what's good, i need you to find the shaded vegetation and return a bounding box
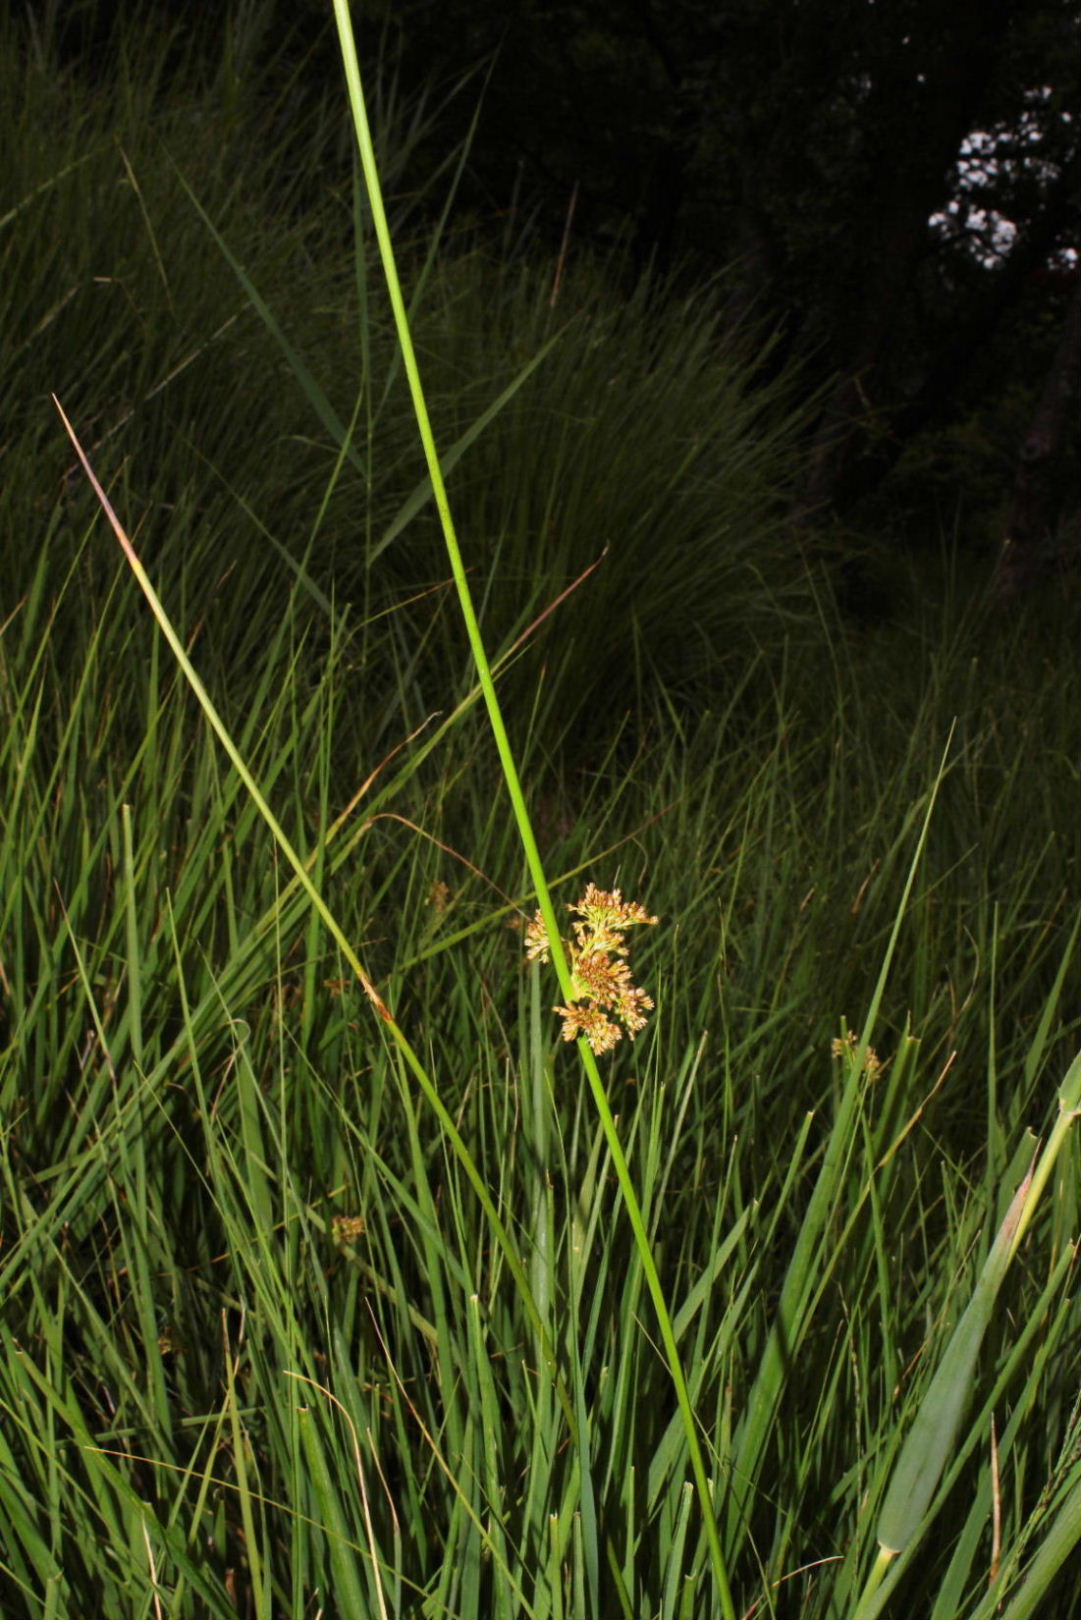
[0,9,1078,1618]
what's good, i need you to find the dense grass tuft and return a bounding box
[1,9,1078,1617]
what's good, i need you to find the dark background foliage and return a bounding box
[383,0,1080,572]
[22,0,1081,589]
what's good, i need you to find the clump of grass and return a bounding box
[0,6,1078,1618]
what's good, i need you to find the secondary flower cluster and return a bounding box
[525,883,658,1055]
[831,1029,882,1081]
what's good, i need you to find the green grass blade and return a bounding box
[329,10,735,1610]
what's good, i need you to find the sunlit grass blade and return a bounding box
[853,1049,1081,1618]
[52,396,572,1433]
[725,736,954,1558]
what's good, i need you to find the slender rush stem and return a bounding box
[330,7,735,1614]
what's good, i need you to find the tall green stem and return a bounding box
[330,7,735,1613]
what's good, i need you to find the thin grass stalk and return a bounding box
[725,737,953,1558]
[329,7,735,1612]
[52,399,574,1443]
[852,1049,1081,1619]
[972,1478,1081,1620]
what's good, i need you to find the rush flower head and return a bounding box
[526,884,657,1055]
[831,1029,882,1082]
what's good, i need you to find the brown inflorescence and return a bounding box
[526,884,658,1055]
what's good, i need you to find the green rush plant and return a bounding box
[1,6,1078,1616]
[331,6,738,1610]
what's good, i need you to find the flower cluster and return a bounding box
[831,1029,882,1081]
[526,883,658,1055]
[331,1214,367,1245]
